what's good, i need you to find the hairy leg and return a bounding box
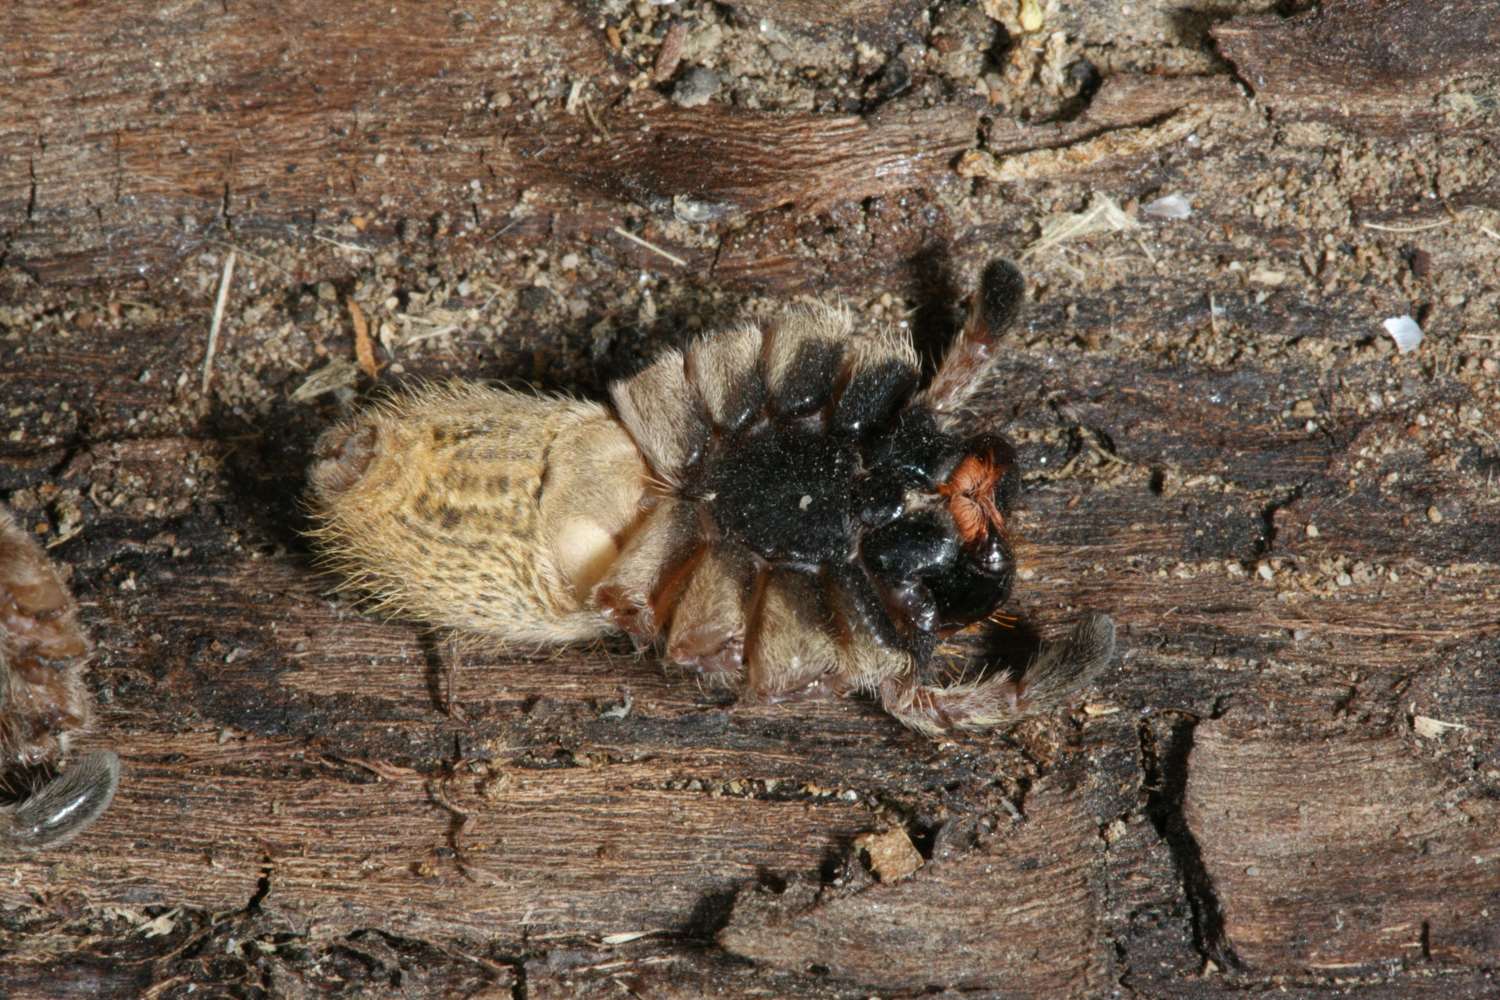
[920,259,1026,420]
[762,304,850,416]
[3,751,120,850]
[666,544,757,687]
[592,498,703,645]
[685,321,765,432]
[743,570,842,702]
[0,507,119,849]
[879,613,1116,734]
[610,349,708,487]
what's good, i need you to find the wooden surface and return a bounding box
[3,0,1500,996]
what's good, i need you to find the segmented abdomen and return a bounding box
[308,383,646,645]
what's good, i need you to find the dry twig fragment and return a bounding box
[1023,193,1138,259]
[653,19,687,82]
[201,251,237,394]
[349,298,379,377]
[612,226,687,267]
[291,358,360,403]
[1413,715,1465,739]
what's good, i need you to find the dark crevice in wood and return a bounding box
[510,957,528,1000]
[25,156,37,223]
[418,631,450,717]
[248,855,274,914]
[1139,715,1240,972]
[981,72,1242,159]
[1252,480,1307,561]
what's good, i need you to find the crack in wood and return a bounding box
[1138,715,1240,971]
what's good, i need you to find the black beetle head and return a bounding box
[855,415,1019,642]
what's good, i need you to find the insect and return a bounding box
[308,260,1115,733]
[0,507,120,849]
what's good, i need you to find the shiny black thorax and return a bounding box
[691,348,1019,659]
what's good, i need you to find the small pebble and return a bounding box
[1305,523,1319,538]
[1427,505,1443,524]
[672,66,720,108]
[1018,0,1044,31]
[1407,247,1431,278]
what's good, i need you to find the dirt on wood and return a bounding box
[2,1,1499,997]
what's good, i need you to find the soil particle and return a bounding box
[671,65,721,107]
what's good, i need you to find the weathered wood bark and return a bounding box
[1213,0,1500,130]
[3,0,1500,996]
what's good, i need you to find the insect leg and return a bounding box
[743,570,841,702]
[1,751,119,850]
[878,613,1115,733]
[1014,612,1116,712]
[0,508,116,849]
[920,259,1026,419]
[666,545,757,688]
[593,498,703,645]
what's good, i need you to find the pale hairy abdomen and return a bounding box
[308,383,647,645]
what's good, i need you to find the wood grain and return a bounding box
[1,2,609,284]
[1213,0,1500,129]
[1185,719,1500,970]
[719,781,1107,993]
[720,0,929,39]
[522,99,976,218]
